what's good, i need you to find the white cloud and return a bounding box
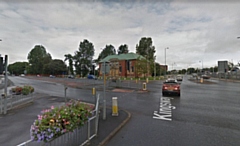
[0,0,240,70]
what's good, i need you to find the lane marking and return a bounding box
[153,97,176,121]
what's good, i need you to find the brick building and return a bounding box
[98,52,170,78]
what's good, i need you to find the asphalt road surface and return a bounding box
[5,75,240,146]
[106,76,240,146]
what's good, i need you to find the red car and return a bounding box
[162,78,181,97]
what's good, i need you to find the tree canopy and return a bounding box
[8,62,29,75]
[96,44,116,63]
[136,37,156,76]
[136,37,156,61]
[118,44,129,54]
[43,59,67,75]
[134,57,148,78]
[27,45,52,74]
[74,39,95,76]
[64,54,74,75]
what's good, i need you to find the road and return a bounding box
[6,75,240,146]
[106,76,240,146]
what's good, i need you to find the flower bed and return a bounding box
[30,100,94,142]
[11,85,34,95]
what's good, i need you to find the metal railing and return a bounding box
[0,93,34,114]
[210,73,240,80]
[17,94,100,146]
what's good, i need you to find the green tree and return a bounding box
[135,57,148,78]
[136,37,156,61]
[64,54,74,75]
[43,59,67,75]
[27,45,52,74]
[228,61,234,70]
[117,44,129,54]
[96,44,116,63]
[181,69,187,74]
[154,63,165,76]
[136,37,156,76]
[74,39,95,77]
[210,66,218,73]
[187,67,196,74]
[8,62,29,75]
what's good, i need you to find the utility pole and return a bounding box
[164,47,169,78]
[3,55,8,114]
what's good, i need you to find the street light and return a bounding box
[164,47,169,78]
[199,60,203,73]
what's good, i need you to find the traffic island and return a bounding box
[188,79,216,84]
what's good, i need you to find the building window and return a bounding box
[119,66,122,72]
[132,66,134,72]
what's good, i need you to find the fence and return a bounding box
[210,73,240,80]
[17,94,100,146]
[0,93,34,114]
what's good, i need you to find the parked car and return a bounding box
[68,75,75,79]
[87,74,97,80]
[162,78,181,97]
[49,75,55,78]
[230,66,240,74]
[192,73,197,77]
[201,74,210,79]
[176,75,183,81]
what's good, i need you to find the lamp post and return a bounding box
[164,47,169,78]
[199,60,203,74]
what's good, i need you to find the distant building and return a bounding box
[99,52,167,78]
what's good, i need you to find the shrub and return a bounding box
[11,86,23,95]
[30,100,94,142]
[11,85,34,95]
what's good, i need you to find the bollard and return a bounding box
[136,79,138,83]
[92,88,96,105]
[142,82,147,91]
[112,97,118,116]
[2,93,7,114]
[64,85,68,103]
[200,78,203,83]
[146,78,149,83]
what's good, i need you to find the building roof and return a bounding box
[99,52,145,63]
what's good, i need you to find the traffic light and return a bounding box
[0,57,3,74]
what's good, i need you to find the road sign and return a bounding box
[218,61,228,73]
[101,62,110,74]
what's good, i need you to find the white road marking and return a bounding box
[153,97,176,121]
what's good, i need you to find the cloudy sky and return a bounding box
[0,0,240,70]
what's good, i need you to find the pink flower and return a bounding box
[38,115,42,120]
[51,106,54,109]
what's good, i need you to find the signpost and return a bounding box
[2,55,8,114]
[101,61,110,120]
[218,61,228,79]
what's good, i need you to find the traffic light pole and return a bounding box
[3,55,8,114]
[103,61,106,120]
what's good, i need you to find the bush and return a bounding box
[11,86,23,95]
[11,85,34,95]
[30,100,94,142]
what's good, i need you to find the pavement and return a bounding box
[0,83,131,146]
